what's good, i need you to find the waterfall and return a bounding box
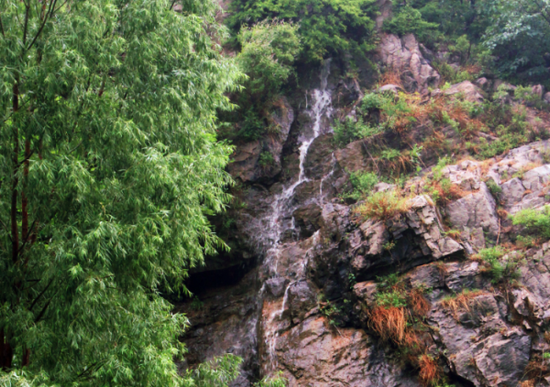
[261,60,333,372]
[261,60,333,274]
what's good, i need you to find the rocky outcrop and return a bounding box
[376,33,441,92]
[180,39,550,386]
[227,97,295,183]
[442,80,485,102]
[350,195,463,279]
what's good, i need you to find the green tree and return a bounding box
[0,0,241,385]
[232,20,300,141]
[482,0,550,84]
[383,5,439,42]
[238,20,301,106]
[228,0,379,63]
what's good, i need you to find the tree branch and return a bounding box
[29,277,55,311]
[11,82,20,264]
[34,295,53,323]
[22,0,30,46]
[26,0,58,52]
[0,14,5,38]
[18,219,37,254]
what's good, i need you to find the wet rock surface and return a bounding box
[178,50,550,386]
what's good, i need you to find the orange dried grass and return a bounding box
[379,69,403,87]
[368,306,407,343]
[525,356,549,381]
[418,354,442,386]
[410,289,430,317]
[441,290,483,320]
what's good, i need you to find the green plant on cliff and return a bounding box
[347,170,380,200]
[333,116,383,147]
[383,5,439,42]
[228,0,379,63]
[511,205,550,239]
[237,20,301,106]
[476,247,521,284]
[254,372,287,387]
[0,0,242,385]
[232,21,300,141]
[357,191,411,222]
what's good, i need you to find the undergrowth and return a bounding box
[367,274,448,386]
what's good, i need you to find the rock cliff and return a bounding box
[177,20,550,387]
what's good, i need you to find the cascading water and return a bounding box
[261,60,333,273]
[260,60,333,372]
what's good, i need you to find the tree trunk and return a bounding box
[11,83,19,264]
[0,329,13,370]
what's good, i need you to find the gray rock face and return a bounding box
[228,97,295,183]
[275,316,422,387]
[180,47,550,386]
[376,33,440,92]
[446,183,500,250]
[350,195,463,279]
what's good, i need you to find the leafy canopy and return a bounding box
[0,0,242,385]
[482,0,550,84]
[228,0,379,63]
[238,20,301,104]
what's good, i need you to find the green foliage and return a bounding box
[486,179,503,197]
[514,85,542,104]
[432,157,451,181]
[511,206,550,239]
[383,5,439,41]
[361,92,390,111]
[318,295,342,326]
[183,355,242,387]
[383,241,396,251]
[449,35,472,64]
[477,247,521,284]
[408,0,487,42]
[238,21,301,104]
[376,289,408,309]
[259,151,276,167]
[228,0,379,63]
[254,372,288,387]
[477,104,536,159]
[482,0,550,85]
[0,0,242,385]
[348,273,357,290]
[333,116,383,147]
[376,273,401,290]
[358,191,411,221]
[347,171,380,200]
[229,21,300,141]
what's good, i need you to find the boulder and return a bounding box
[378,84,404,95]
[532,84,544,99]
[376,33,440,92]
[430,292,531,387]
[443,81,485,103]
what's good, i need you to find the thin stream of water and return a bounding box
[261,60,333,371]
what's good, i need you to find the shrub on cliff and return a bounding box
[228,0,379,63]
[383,5,439,42]
[512,205,550,239]
[357,191,411,221]
[238,21,301,106]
